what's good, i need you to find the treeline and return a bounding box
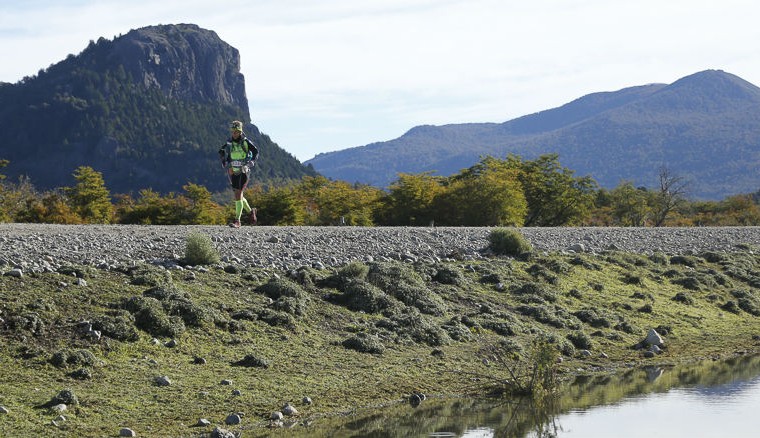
[1,155,759,226]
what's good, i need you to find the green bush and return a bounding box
[183,232,220,265]
[488,228,532,256]
[567,330,593,350]
[342,332,385,354]
[367,262,446,316]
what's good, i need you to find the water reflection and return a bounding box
[253,354,760,437]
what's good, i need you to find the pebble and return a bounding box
[2,225,758,274]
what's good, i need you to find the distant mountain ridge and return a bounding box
[0,24,315,194]
[306,70,760,199]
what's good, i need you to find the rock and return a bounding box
[270,411,284,421]
[5,268,22,278]
[88,329,101,342]
[0,406,8,414]
[650,344,662,354]
[282,403,298,416]
[211,427,237,438]
[165,339,178,348]
[195,418,211,427]
[224,413,241,425]
[580,349,592,357]
[302,396,312,405]
[51,404,67,412]
[75,278,87,287]
[119,428,137,437]
[569,243,587,253]
[409,393,423,408]
[645,328,664,347]
[193,357,207,365]
[232,389,242,396]
[643,350,656,358]
[220,379,233,385]
[155,376,171,386]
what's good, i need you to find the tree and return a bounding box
[314,181,383,226]
[507,154,598,226]
[380,172,445,225]
[433,156,527,226]
[66,166,113,223]
[249,185,305,225]
[650,166,689,227]
[0,159,9,222]
[183,183,225,224]
[609,182,651,226]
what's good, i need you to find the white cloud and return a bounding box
[2,0,760,160]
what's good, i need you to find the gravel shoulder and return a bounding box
[2,224,760,271]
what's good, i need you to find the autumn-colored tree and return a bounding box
[433,156,527,226]
[0,159,9,222]
[250,185,305,225]
[115,189,173,224]
[608,182,651,226]
[183,183,226,224]
[66,166,114,223]
[315,181,383,226]
[379,172,445,225]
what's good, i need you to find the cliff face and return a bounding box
[0,24,315,194]
[110,24,249,113]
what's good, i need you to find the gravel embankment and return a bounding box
[2,224,760,273]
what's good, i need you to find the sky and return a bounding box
[2,0,760,162]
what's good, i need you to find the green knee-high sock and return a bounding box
[235,200,243,220]
[241,197,252,213]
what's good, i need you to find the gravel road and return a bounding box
[2,224,760,273]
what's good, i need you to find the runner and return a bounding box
[218,120,259,227]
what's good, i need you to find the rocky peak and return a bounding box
[109,24,249,113]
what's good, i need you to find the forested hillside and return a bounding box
[0,24,316,194]
[306,70,760,199]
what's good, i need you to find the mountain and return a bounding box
[305,70,760,199]
[0,24,316,194]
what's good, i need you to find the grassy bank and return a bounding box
[2,247,760,436]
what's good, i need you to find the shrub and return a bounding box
[512,282,558,303]
[342,332,385,354]
[376,309,450,347]
[231,353,270,368]
[433,266,464,285]
[442,319,472,341]
[50,349,97,368]
[183,232,220,265]
[257,277,307,300]
[489,228,532,256]
[92,312,139,342]
[572,309,611,328]
[367,262,446,316]
[338,279,395,314]
[731,290,760,316]
[127,264,173,287]
[338,262,369,281]
[567,331,593,350]
[122,296,185,337]
[672,292,695,305]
